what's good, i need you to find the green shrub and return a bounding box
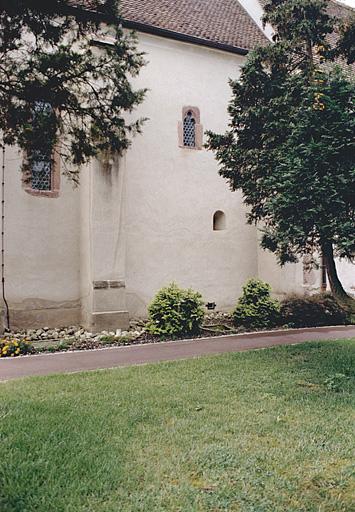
[280,293,348,328]
[0,338,34,357]
[233,278,280,329]
[148,283,205,336]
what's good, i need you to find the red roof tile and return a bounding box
[119,0,269,51]
[74,1,353,55]
[326,1,354,48]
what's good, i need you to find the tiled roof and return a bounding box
[327,1,354,48]
[259,0,353,17]
[119,0,269,52]
[75,1,353,55]
[324,0,354,18]
[259,0,354,46]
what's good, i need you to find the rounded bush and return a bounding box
[147,283,205,336]
[280,293,348,328]
[233,278,280,329]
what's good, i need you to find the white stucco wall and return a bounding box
[2,29,353,329]
[258,246,355,299]
[123,34,258,316]
[337,259,355,295]
[3,145,81,328]
[257,247,305,298]
[238,0,274,40]
[79,157,129,330]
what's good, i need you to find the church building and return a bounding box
[3,0,354,330]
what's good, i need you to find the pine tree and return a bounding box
[207,0,355,313]
[0,0,146,182]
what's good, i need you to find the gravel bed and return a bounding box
[2,313,238,354]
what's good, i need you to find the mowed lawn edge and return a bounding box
[0,339,354,512]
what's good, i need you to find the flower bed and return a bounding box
[0,313,238,356]
[0,338,34,358]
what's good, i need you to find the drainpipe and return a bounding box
[1,143,10,330]
[320,254,327,292]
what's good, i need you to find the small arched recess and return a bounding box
[213,210,226,231]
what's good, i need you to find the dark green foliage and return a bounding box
[206,0,355,305]
[147,283,205,336]
[280,293,348,327]
[233,278,280,329]
[335,15,355,64]
[263,0,334,46]
[0,0,146,181]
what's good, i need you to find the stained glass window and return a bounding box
[31,101,53,191]
[183,111,196,147]
[31,151,52,191]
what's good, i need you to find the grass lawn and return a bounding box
[0,340,354,512]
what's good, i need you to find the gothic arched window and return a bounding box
[183,110,196,147]
[23,100,60,197]
[178,106,203,150]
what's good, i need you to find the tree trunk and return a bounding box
[322,241,355,315]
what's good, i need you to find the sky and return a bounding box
[337,0,355,7]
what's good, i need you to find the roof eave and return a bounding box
[122,19,250,56]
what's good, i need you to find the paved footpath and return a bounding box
[1,325,354,381]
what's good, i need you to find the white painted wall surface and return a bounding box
[124,34,258,315]
[337,259,355,295]
[2,29,353,328]
[257,247,306,298]
[3,145,81,328]
[238,0,274,40]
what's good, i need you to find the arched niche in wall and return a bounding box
[213,210,226,231]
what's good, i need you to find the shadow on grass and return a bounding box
[259,340,354,393]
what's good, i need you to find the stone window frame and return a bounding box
[178,106,203,150]
[23,148,61,198]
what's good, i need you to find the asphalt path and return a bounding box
[1,325,354,381]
